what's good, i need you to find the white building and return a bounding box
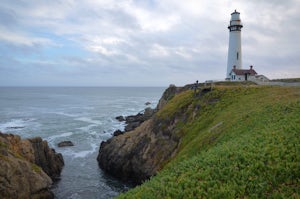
[229,65,270,82]
[226,10,243,79]
[229,65,256,81]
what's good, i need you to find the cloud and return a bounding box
[0,0,299,86]
[0,28,54,47]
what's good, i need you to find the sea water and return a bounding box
[0,87,165,199]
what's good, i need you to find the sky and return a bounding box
[0,0,299,87]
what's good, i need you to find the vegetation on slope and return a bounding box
[271,78,300,83]
[118,85,300,198]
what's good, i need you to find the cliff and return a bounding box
[97,85,182,183]
[98,83,300,198]
[0,132,64,199]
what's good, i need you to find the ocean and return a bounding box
[0,87,165,199]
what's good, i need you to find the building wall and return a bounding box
[231,74,245,81]
[231,73,257,81]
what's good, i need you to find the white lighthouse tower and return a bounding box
[226,10,243,79]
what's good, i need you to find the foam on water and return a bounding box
[88,130,101,137]
[77,124,98,132]
[75,117,103,125]
[72,143,98,158]
[0,118,38,132]
[47,132,74,143]
[51,111,79,118]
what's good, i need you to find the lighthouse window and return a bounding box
[237,52,239,60]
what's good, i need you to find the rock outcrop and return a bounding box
[98,118,180,184]
[0,132,64,199]
[97,85,183,184]
[28,137,64,180]
[57,141,74,147]
[114,107,157,135]
[156,84,178,110]
[124,107,156,132]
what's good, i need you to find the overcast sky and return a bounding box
[0,0,299,86]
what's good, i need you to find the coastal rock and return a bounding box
[156,84,178,110]
[0,154,54,199]
[113,130,124,137]
[143,107,155,118]
[115,116,125,122]
[0,132,64,199]
[98,117,181,184]
[29,137,64,180]
[125,113,144,123]
[124,108,156,132]
[7,126,25,129]
[58,141,74,147]
[115,108,157,134]
[97,85,184,184]
[124,121,141,132]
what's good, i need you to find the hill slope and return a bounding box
[118,85,300,198]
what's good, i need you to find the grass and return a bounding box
[32,163,42,173]
[117,86,300,199]
[271,78,300,83]
[0,142,7,147]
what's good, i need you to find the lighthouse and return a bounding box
[226,10,243,79]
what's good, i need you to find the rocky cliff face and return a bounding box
[28,137,64,180]
[0,132,64,199]
[97,85,185,184]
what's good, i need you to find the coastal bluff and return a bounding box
[0,132,64,199]
[97,82,256,184]
[97,85,186,184]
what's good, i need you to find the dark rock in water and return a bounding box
[145,102,151,105]
[58,141,74,147]
[123,108,156,132]
[125,113,143,123]
[112,106,158,137]
[115,116,125,122]
[0,132,64,199]
[7,126,25,129]
[113,130,124,136]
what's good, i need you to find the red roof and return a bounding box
[232,68,257,76]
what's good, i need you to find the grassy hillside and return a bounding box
[271,78,300,83]
[118,85,300,198]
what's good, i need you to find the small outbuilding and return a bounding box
[229,65,258,81]
[252,74,270,83]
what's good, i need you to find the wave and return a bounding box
[77,124,98,132]
[47,132,74,143]
[0,118,37,132]
[51,111,78,118]
[64,143,99,159]
[74,117,102,125]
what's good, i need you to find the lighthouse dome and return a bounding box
[230,10,242,26]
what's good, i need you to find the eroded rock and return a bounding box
[0,132,64,199]
[97,117,180,184]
